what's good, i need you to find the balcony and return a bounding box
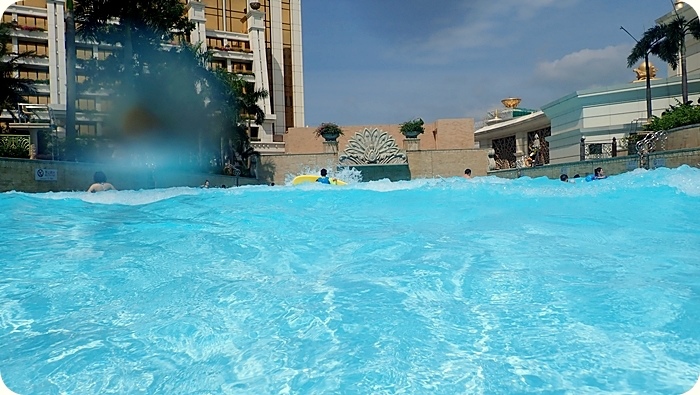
[206,29,249,42]
[1,54,49,68]
[250,141,285,154]
[210,47,254,62]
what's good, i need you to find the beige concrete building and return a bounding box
[1,0,303,154]
[285,118,476,155]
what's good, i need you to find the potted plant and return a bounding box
[315,122,343,142]
[400,118,425,138]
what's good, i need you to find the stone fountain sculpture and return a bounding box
[339,128,408,165]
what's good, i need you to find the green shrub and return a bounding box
[0,145,29,158]
[644,101,700,131]
[399,118,425,136]
[314,122,343,138]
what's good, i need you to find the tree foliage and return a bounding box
[629,15,700,103]
[644,100,700,132]
[208,68,267,169]
[70,0,268,172]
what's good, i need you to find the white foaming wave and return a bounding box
[284,166,364,185]
[7,166,700,202]
[31,187,202,206]
[664,166,700,197]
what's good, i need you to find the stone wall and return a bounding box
[285,118,475,155]
[256,149,490,185]
[648,148,700,169]
[489,148,700,179]
[407,149,490,179]
[0,158,259,193]
[665,125,700,150]
[257,153,336,185]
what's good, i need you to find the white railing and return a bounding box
[250,141,285,153]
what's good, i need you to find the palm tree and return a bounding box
[239,81,268,141]
[210,70,267,169]
[74,0,193,92]
[662,15,700,104]
[631,15,700,105]
[624,26,657,121]
[0,22,36,121]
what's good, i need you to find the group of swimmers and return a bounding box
[200,180,228,188]
[87,166,608,192]
[560,167,607,183]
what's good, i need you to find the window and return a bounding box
[77,99,96,111]
[18,0,47,8]
[249,126,259,141]
[207,37,224,50]
[76,47,92,60]
[210,60,226,70]
[18,68,48,81]
[27,95,49,104]
[97,50,114,60]
[588,144,603,155]
[226,0,248,33]
[204,0,224,30]
[16,15,47,29]
[78,124,97,136]
[18,42,48,56]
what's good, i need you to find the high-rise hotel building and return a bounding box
[2,0,304,154]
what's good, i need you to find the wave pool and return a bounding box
[1,166,699,394]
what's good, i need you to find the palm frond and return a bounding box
[627,25,666,67]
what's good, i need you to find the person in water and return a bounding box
[585,167,607,182]
[317,168,331,184]
[87,171,116,193]
[463,168,472,179]
[560,174,569,182]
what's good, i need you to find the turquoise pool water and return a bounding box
[1,166,699,394]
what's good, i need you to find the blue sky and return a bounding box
[301,0,674,127]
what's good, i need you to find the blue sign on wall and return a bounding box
[34,168,58,181]
[653,158,667,169]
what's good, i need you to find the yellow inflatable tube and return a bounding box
[292,175,347,186]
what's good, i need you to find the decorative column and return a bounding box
[323,141,338,154]
[514,130,528,161]
[269,0,286,135]
[188,0,207,51]
[487,148,497,171]
[29,129,38,159]
[246,2,275,142]
[47,0,67,106]
[403,138,420,151]
[289,0,305,128]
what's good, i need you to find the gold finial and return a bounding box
[501,98,521,109]
[633,61,657,82]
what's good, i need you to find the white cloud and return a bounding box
[533,44,633,88]
[395,0,581,63]
[512,0,580,19]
